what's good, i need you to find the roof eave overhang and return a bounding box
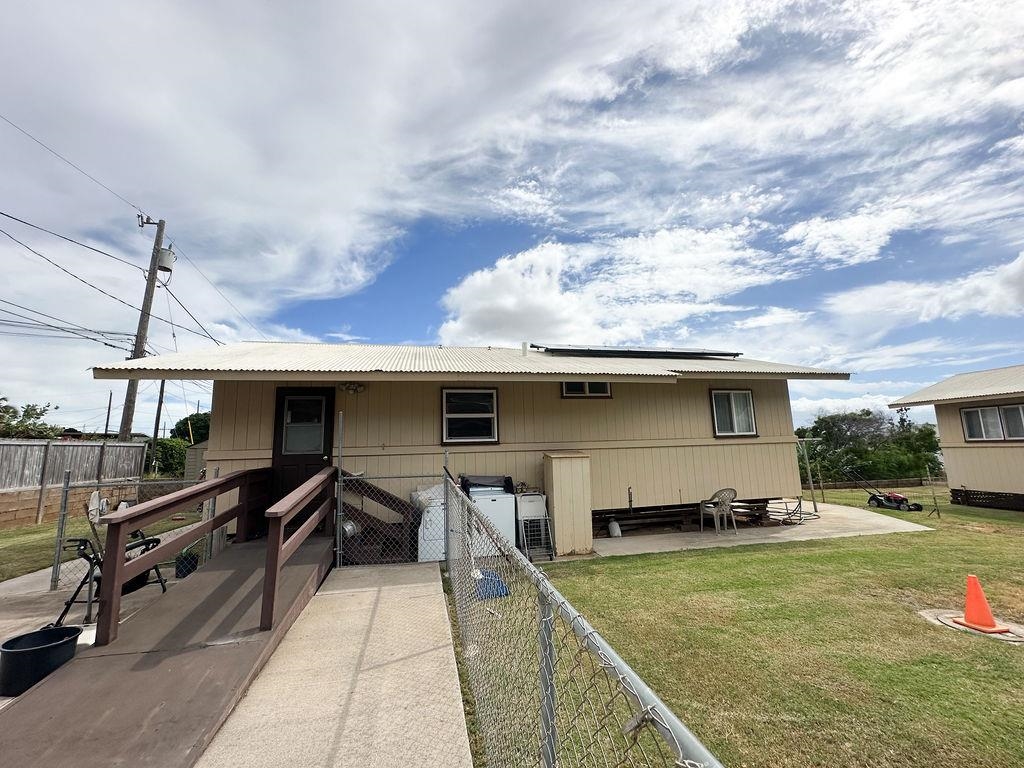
[93,368,848,383]
[889,391,1024,409]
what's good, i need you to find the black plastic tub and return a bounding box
[0,625,83,696]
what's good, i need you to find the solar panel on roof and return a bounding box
[531,343,741,359]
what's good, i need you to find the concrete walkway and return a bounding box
[197,563,473,768]
[593,503,932,557]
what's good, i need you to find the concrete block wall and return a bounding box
[0,485,136,531]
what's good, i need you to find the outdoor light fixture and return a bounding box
[341,382,366,395]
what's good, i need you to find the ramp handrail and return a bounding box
[260,466,337,630]
[95,467,272,645]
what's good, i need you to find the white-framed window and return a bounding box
[711,390,756,436]
[961,407,1004,441]
[1000,405,1024,439]
[442,389,498,443]
[561,381,612,398]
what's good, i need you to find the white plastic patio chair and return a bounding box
[699,488,738,535]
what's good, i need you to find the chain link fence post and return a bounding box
[538,587,557,768]
[49,470,72,591]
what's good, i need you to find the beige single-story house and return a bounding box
[94,342,847,553]
[891,363,1024,511]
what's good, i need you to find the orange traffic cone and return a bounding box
[952,575,1009,634]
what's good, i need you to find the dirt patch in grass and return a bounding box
[545,503,1024,767]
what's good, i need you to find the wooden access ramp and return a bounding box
[0,536,333,768]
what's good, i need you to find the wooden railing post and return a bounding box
[95,521,129,646]
[235,475,252,542]
[260,516,284,631]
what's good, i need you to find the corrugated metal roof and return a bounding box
[92,342,849,380]
[889,364,1024,407]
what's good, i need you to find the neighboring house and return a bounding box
[891,363,1024,511]
[94,342,847,553]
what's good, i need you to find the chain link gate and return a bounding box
[443,473,723,768]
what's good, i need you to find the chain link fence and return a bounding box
[813,480,946,517]
[444,474,722,768]
[337,473,446,566]
[51,474,210,599]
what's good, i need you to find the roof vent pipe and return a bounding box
[521,341,528,356]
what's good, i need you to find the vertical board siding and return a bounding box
[545,452,593,555]
[208,378,801,510]
[934,401,1024,494]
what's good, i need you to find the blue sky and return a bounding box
[1,1,1022,433]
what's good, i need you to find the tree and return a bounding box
[797,408,941,482]
[170,412,211,444]
[0,396,63,439]
[151,437,189,477]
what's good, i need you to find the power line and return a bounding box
[0,305,133,352]
[0,209,145,273]
[0,226,213,341]
[0,297,132,339]
[1,112,264,341]
[162,283,222,345]
[168,240,268,340]
[0,112,146,215]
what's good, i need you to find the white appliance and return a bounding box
[413,485,447,563]
[468,486,517,552]
[515,492,547,520]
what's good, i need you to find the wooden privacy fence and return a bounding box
[95,468,272,645]
[0,439,146,491]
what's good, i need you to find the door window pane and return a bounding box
[283,397,325,454]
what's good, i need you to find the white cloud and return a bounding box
[823,252,1024,335]
[782,205,916,267]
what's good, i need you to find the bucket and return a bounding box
[0,625,83,696]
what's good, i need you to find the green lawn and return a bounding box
[545,501,1024,767]
[0,512,202,583]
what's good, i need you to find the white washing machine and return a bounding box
[468,486,517,551]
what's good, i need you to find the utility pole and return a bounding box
[118,218,166,441]
[150,379,165,473]
[103,390,113,437]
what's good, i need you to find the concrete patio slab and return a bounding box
[592,503,932,557]
[196,563,473,768]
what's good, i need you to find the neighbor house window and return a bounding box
[711,390,756,436]
[561,381,612,398]
[961,407,1004,441]
[443,389,498,443]
[1000,405,1024,439]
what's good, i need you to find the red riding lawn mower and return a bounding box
[845,468,923,512]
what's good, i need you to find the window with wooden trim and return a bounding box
[711,390,756,436]
[442,389,498,443]
[561,381,612,398]
[961,404,1024,441]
